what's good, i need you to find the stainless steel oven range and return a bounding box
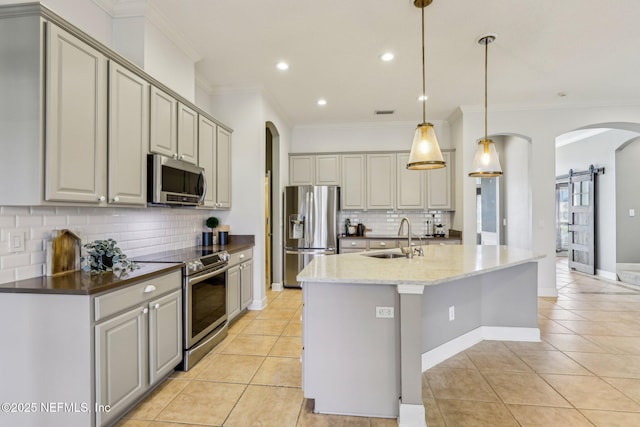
[134,248,229,370]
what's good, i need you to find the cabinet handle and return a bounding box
[143,285,157,293]
[351,242,356,246]
[98,196,106,202]
[154,303,160,309]
[143,308,148,314]
[172,153,178,159]
[179,155,184,160]
[240,254,245,259]
[112,196,120,203]
[380,242,386,246]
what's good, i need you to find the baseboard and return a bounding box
[596,269,617,281]
[421,326,540,371]
[247,295,267,310]
[538,286,558,297]
[398,403,426,427]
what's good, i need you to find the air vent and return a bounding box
[374,110,395,115]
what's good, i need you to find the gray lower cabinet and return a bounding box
[227,248,254,322]
[240,259,254,310]
[227,265,241,321]
[94,271,182,427]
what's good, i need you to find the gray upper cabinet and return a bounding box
[45,23,108,203]
[289,155,315,185]
[215,126,232,209]
[315,155,341,185]
[108,61,148,206]
[427,150,455,210]
[0,5,232,207]
[177,103,198,164]
[396,152,426,209]
[341,154,366,210]
[366,153,396,210]
[149,86,178,158]
[198,116,231,209]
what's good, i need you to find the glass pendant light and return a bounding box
[469,35,502,177]
[407,0,445,170]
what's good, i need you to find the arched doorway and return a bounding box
[555,122,640,280]
[265,121,281,291]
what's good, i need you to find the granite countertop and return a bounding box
[0,262,183,295]
[297,245,544,286]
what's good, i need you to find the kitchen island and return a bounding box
[298,245,544,427]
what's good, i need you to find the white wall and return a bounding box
[208,89,292,307]
[458,106,640,297]
[556,129,638,276]
[292,121,451,153]
[502,135,532,250]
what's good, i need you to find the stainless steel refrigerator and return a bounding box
[283,185,339,288]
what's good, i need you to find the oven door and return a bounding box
[185,265,228,348]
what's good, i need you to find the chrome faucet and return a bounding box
[398,217,413,259]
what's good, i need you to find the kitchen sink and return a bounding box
[363,252,406,259]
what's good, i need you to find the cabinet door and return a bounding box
[315,155,341,185]
[227,265,241,322]
[45,24,107,203]
[396,152,426,209]
[149,290,182,384]
[108,62,148,206]
[215,126,232,209]
[366,153,396,210]
[149,86,177,158]
[198,115,216,208]
[240,259,253,310]
[95,305,148,427]
[427,151,454,210]
[290,155,314,185]
[177,103,198,164]
[341,154,366,210]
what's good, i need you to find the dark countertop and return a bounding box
[0,262,183,295]
[0,235,255,296]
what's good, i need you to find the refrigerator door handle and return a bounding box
[308,191,315,246]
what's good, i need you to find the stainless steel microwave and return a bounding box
[147,154,206,206]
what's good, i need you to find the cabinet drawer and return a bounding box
[368,239,398,249]
[340,239,367,249]
[94,270,182,322]
[229,247,253,266]
[340,248,366,254]
[427,239,461,245]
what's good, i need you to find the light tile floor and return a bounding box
[118,258,640,426]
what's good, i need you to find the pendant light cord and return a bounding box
[484,37,488,142]
[421,5,426,124]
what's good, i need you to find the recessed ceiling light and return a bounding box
[418,95,428,101]
[276,61,289,71]
[317,99,327,106]
[380,52,395,62]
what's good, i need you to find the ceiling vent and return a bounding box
[374,110,395,115]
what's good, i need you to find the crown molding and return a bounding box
[91,0,117,15]
[293,119,449,131]
[111,0,202,62]
[459,99,640,115]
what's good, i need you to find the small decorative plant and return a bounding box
[81,239,138,274]
[206,216,219,232]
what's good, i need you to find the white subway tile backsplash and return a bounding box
[339,210,452,237]
[0,205,216,285]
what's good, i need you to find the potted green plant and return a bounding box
[81,239,137,274]
[203,216,219,246]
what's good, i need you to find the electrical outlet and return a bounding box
[448,306,455,321]
[376,307,394,318]
[9,232,25,253]
[630,209,636,217]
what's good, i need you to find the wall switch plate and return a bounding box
[448,306,455,321]
[630,209,636,217]
[9,232,25,253]
[376,306,394,318]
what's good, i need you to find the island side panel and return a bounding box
[480,262,538,328]
[421,262,539,352]
[302,281,400,418]
[0,293,92,427]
